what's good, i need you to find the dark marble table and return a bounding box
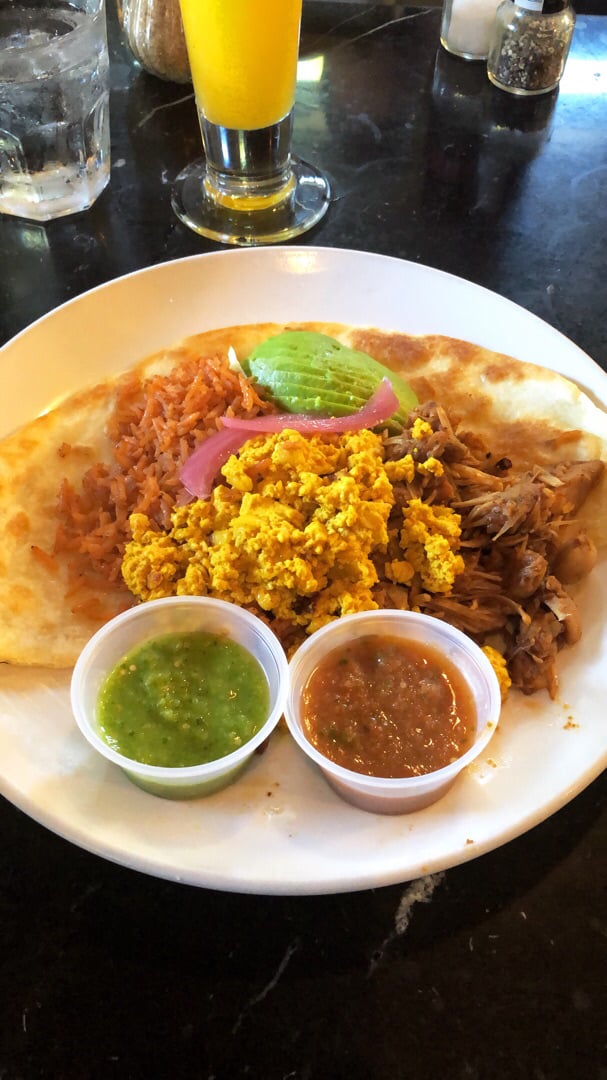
[1,4,605,1078]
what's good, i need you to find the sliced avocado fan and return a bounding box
[242,331,418,435]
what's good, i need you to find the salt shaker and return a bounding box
[121,0,191,84]
[441,0,503,61]
[487,0,575,95]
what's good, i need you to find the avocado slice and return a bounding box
[244,356,407,403]
[254,370,381,403]
[243,331,417,433]
[271,389,374,416]
[243,362,375,397]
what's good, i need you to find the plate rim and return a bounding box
[1,245,606,895]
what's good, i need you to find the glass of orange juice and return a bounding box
[171,0,330,246]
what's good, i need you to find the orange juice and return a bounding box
[179,0,303,131]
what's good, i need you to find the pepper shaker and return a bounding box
[121,0,191,84]
[487,0,575,96]
[441,0,503,61]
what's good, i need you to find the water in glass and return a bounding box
[0,0,110,221]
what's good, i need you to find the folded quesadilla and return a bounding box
[1,322,605,698]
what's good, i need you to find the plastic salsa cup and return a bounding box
[70,596,289,800]
[284,608,502,815]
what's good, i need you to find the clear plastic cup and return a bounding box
[71,596,289,799]
[284,609,501,815]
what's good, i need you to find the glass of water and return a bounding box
[0,0,111,222]
[171,0,330,246]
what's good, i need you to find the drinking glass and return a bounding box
[171,0,330,246]
[0,0,110,222]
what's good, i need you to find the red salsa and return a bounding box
[301,633,477,778]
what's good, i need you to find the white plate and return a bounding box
[1,246,606,895]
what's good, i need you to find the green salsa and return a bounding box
[97,631,270,768]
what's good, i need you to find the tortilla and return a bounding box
[1,321,606,669]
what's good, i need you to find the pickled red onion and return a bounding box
[179,428,249,500]
[179,378,399,499]
[220,377,399,434]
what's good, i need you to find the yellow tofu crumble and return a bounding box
[122,428,465,635]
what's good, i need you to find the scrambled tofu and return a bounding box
[482,645,512,700]
[387,498,464,594]
[122,428,465,636]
